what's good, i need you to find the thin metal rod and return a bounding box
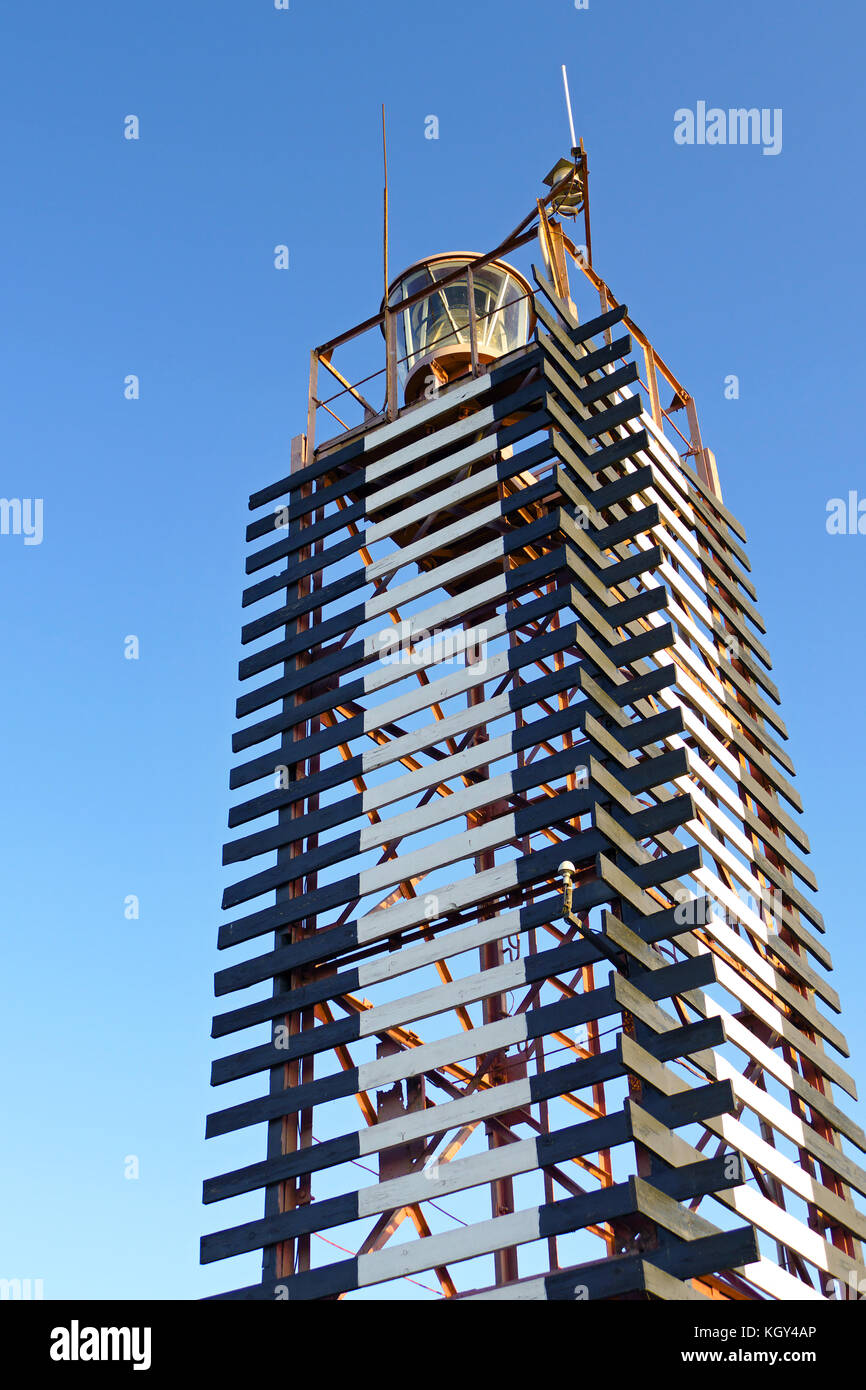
[561,64,577,150]
[382,104,390,306]
[382,103,395,420]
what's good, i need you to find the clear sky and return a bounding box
[1,0,864,1301]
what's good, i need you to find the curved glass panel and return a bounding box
[387,258,531,388]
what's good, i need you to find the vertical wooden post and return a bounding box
[272,431,316,1282]
[642,343,662,427]
[466,609,519,1287]
[686,395,723,500]
[385,309,399,421]
[598,285,612,347]
[306,352,318,461]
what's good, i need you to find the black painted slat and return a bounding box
[247,344,546,509]
[576,360,640,406]
[241,475,556,638]
[205,988,616,1137]
[217,831,609,957]
[575,333,632,376]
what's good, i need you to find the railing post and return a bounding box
[598,285,612,347]
[642,343,662,428]
[385,309,399,420]
[686,394,723,500]
[306,351,318,461]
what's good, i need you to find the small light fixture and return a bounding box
[543,156,584,217]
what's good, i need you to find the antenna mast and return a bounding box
[561,64,577,150]
[382,104,390,306]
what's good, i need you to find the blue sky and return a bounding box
[1,0,864,1300]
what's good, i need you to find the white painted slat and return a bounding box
[372,571,510,655]
[692,863,829,1002]
[688,866,831,1018]
[361,621,499,698]
[628,1036,866,1235]
[665,587,773,709]
[354,855,533,947]
[739,1259,825,1302]
[356,767,516,857]
[681,946,854,1096]
[354,908,523,991]
[672,633,742,722]
[665,977,859,1152]
[359,680,534,779]
[712,954,852,1086]
[657,557,763,670]
[362,729,516,814]
[680,840,840,1049]
[351,812,521,921]
[365,535,508,621]
[356,957,528,1039]
[356,1068,535,1160]
[663,696,741,784]
[356,1133,544,1220]
[721,1182,860,1287]
[634,1101,860,1286]
[367,429,505,515]
[355,1015,528,1097]
[682,744,775,851]
[365,498,506,583]
[366,462,501,544]
[461,1277,548,1301]
[708,1078,866,1221]
[363,374,508,481]
[359,642,517,742]
[356,1205,543,1288]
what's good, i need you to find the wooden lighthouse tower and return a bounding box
[202,146,866,1301]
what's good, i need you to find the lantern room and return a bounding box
[382,253,534,404]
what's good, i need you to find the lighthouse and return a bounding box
[202,146,866,1301]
